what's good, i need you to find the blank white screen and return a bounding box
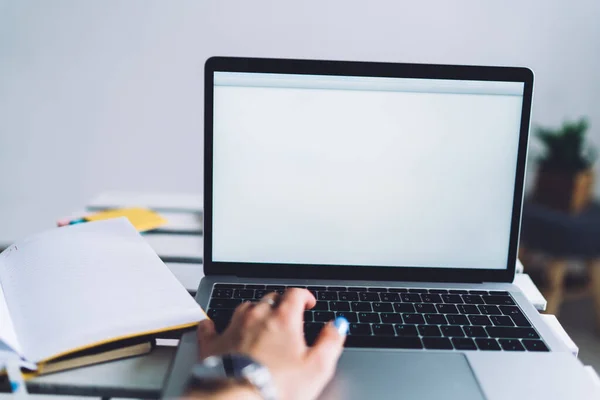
[212,73,523,270]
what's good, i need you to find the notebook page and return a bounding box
[0,281,22,356]
[0,218,205,362]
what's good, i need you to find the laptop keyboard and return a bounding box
[207,284,549,352]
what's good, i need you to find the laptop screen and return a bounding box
[211,71,524,270]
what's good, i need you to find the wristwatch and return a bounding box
[189,354,277,400]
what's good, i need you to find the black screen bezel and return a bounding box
[204,56,533,283]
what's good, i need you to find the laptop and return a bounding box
[164,57,598,399]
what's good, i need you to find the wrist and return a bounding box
[187,354,277,400]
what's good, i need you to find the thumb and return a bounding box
[306,317,348,379]
[197,319,218,357]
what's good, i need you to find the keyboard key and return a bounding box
[304,311,313,322]
[359,292,380,302]
[289,285,306,289]
[351,302,372,312]
[429,289,448,294]
[462,295,485,305]
[368,287,388,292]
[215,283,244,289]
[313,301,329,311]
[486,327,539,339]
[468,315,491,326]
[442,295,464,304]
[415,303,437,314]
[349,323,372,336]
[452,338,477,350]
[441,325,464,337]
[500,305,522,315]
[373,302,394,312]
[380,292,401,302]
[395,324,419,337]
[314,311,335,322]
[483,295,515,305]
[209,298,242,309]
[449,290,468,294]
[478,305,502,315]
[318,292,338,301]
[329,301,351,312]
[499,339,525,351]
[423,337,453,349]
[346,287,367,292]
[338,291,359,301]
[381,313,403,323]
[463,326,487,338]
[425,314,447,325]
[522,340,549,352]
[469,290,488,295]
[421,294,442,303]
[372,324,395,336]
[446,314,469,325]
[388,288,408,293]
[401,293,422,303]
[499,306,531,326]
[394,303,415,313]
[304,322,325,345]
[409,288,428,293]
[212,289,233,298]
[403,314,425,325]
[254,290,267,299]
[358,312,381,323]
[207,309,233,333]
[306,286,327,291]
[335,311,358,323]
[245,284,265,290]
[233,289,255,299]
[345,335,422,349]
[475,338,501,351]
[436,304,458,314]
[491,315,515,327]
[510,314,532,327]
[489,291,510,296]
[418,325,442,337]
[327,286,346,291]
[457,305,479,315]
[498,307,531,327]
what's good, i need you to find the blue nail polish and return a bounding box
[333,316,349,336]
[10,381,19,392]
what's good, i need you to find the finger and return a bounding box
[197,319,218,348]
[228,300,254,326]
[275,288,316,322]
[246,292,280,321]
[306,317,348,379]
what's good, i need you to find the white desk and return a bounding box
[11,191,593,398]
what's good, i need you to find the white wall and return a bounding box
[1,0,599,244]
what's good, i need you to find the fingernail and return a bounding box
[333,316,349,336]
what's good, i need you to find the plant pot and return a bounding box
[532,166,594,214]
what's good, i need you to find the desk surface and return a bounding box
[17,191,582,398]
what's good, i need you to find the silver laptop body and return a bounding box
[164,57,598,400]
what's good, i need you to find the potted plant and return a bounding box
[532,117,596,214]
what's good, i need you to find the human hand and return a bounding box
[197,288,349,400]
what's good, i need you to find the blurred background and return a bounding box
[1,0,599,367]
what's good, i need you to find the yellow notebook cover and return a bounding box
[84,207,168,232]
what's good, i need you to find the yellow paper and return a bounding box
[84,207,168,232]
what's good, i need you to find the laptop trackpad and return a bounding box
[320,350,486,400]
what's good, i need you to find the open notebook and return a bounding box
[0,218,205,375]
